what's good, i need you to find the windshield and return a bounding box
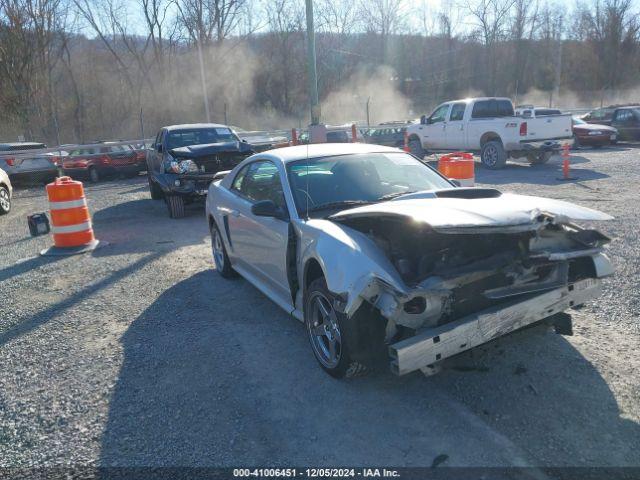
[573,117,586,125]
[166,127,238,150]
[286,152,453,216]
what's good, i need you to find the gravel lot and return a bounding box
[0,146,638,470]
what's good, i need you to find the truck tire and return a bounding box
[408,136,426,159]
[148,174,163,200]
[481,140,507,169]
[528,151,553,165]
[0,186,10,215]
[166,194,185,218]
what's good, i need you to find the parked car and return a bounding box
[572,117,617,148]
[298,126,354,144]
[406,97,573,169]
[0,167,12,215]
[515,106,563,118]
[231,127,290,152]
[63,143,141,182]
[0,142,59,183]
[581,104,639,126]
[609,107,640,141]
[147,123,254,218]
[205,143,613,378]
[129,142,150,171]
[363,124,409,148]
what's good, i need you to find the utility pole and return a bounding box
[305,0,320,125]
[197,36,211,123]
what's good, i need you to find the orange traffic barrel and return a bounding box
[41,176,101,256]
[438,152,475,187]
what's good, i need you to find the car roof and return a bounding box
[256,143,403,164]
[164,123,230,132]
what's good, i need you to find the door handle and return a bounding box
[231,209,240,218]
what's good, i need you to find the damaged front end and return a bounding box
[331,208,614,375]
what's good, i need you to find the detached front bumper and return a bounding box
[389,277,602,376]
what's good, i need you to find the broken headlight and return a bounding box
[165,157,199,174]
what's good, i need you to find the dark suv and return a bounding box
[610,107,640,141]
[147,124,254,218]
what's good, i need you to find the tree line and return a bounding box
[0,0,638,145]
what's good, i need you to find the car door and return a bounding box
[446,102,467,149]
[149,130,165,175]
[226,160,292,306]
[611,110,632,140]
[420,103,450,149]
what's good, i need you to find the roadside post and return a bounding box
[557,143,577,181]
[403,130,410,152]
[291,128,298,146]
[351,124,358,143]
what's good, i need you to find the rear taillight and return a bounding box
[519,122,528,136]
[5,157,15,166]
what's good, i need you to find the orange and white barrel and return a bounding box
[46,177,95,248]
[438,152,475,187]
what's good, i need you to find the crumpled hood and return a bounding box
[330,190,613,231]
[170,141,253,158]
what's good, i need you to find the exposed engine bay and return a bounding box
[334,213,611,332]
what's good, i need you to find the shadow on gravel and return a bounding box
[0,255,62,283]
[100,271,640,467]
[0,252,161,348]
[91,200,208,257]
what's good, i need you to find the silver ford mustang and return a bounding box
[205,144,614,378]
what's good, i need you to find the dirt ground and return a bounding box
[0,146,638,470]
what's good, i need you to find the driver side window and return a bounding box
[238,161,287,210]
[429,104,450,124]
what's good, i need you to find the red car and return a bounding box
[572,117,617,149]
[63,143,142,182]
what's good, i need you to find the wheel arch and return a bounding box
[304,257,326,293]
[480,132,503,147]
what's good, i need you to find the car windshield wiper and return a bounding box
[306,200,373,213]
[377,190,419,201]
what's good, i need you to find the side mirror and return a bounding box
[420,115,427,125]
[156,144,163,153]
[251,200,288,220]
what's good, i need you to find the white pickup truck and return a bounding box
[406,97,573,169]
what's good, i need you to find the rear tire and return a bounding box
[0,186,10,215]
[481,140,507,169]
[305,277,385,379]
[148,174,163,200]
[89,167,100,183]
[210,221,236,278]
[166,194,185,218]
[408,136,426,159]
[528,151,553,165]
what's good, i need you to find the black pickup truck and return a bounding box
[147,124,254,218]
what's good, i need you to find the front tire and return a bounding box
[165,194,185,218]
[481,140,507,169]
[0,186,10,215]
[210,222,236,278]
[408,136,426,159]
[148,174,163,200]
[305,278,375,379]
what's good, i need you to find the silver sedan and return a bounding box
[205,144,613,378]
